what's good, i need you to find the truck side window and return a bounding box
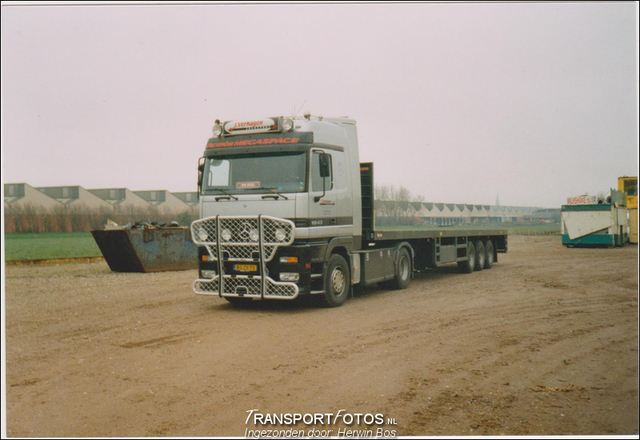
[207,159,230,187]
[312,152,333,192]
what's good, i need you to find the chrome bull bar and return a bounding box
[191,215,298,299]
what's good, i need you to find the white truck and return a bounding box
[191,115,508,307]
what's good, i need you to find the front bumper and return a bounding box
[191,215,299,300]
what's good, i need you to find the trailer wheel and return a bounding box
[391,247,412,290]
[484,239,494,269]
[322,254,351,307]
[474,240,485,271]
[458,241,476,273]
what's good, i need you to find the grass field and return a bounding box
[4,232,103,261]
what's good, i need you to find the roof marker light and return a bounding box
[212,119,222,138]
[282,117,294,132]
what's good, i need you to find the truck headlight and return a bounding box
[197,229,209,242]
[201,270,217,279]
[275,228,287,242]
[280,272,299,282]
[221,229,232,241]
[249,229,259,242]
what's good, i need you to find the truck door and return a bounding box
[308,149,337,231]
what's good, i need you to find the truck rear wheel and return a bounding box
[473,240,485,271]
[391,247,412,289]
[484,239,494,269]
[458,241,476,273]
[322,254,350,308]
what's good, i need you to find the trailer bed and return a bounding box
[360,162,508,251]
[369,227,508,241]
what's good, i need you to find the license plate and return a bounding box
[234,264,258,272]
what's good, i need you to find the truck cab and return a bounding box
[192,115,362,306]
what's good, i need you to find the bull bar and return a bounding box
[191,215,299,299]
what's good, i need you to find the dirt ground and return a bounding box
[4,235,639,437]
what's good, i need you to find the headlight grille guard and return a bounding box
[191,215,298,299]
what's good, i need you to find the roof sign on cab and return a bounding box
[224,118,277,135]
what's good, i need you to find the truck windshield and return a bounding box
[202,152,306,195]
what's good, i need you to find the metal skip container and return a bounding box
[92,225,198,272]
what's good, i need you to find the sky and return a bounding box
[1,2,638,208]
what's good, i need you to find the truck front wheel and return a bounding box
[323,254,351,307]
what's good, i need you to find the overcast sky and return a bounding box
[2,2,638,208]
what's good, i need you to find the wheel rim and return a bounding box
[331,267,346,295]
[399,255,409,281]
[468,245,475,268]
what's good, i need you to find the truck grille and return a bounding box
[191,215,298,299]
[191,215,294,262]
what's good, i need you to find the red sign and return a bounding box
[225,118,277,134]
[207,137,301,149]
[567,195,597,205]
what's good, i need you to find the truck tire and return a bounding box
[484,239,494,269]
[322,254,351,307]
[391,247,412,289]
[458,241,476,273]
[224,297,253,306]
[473,240,485,271]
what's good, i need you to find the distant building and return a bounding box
[4,182,200,232]
[134,190,191,215]
[5,180,552,233]
[89,188,153,211]
[532,208,561,223]
[4,183,63,212]
[172,192,199,207]
[374,199,543,226]
[37,186,113,210]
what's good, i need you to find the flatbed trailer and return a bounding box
[191,115,508,307]
[348,162,507,288]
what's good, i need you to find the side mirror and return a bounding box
[319,153,330,178]
[197,156,205,198]
[314,153,330,203]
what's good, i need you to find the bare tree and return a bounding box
[374,184,425,225]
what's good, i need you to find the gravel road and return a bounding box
[4,236,638,436]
